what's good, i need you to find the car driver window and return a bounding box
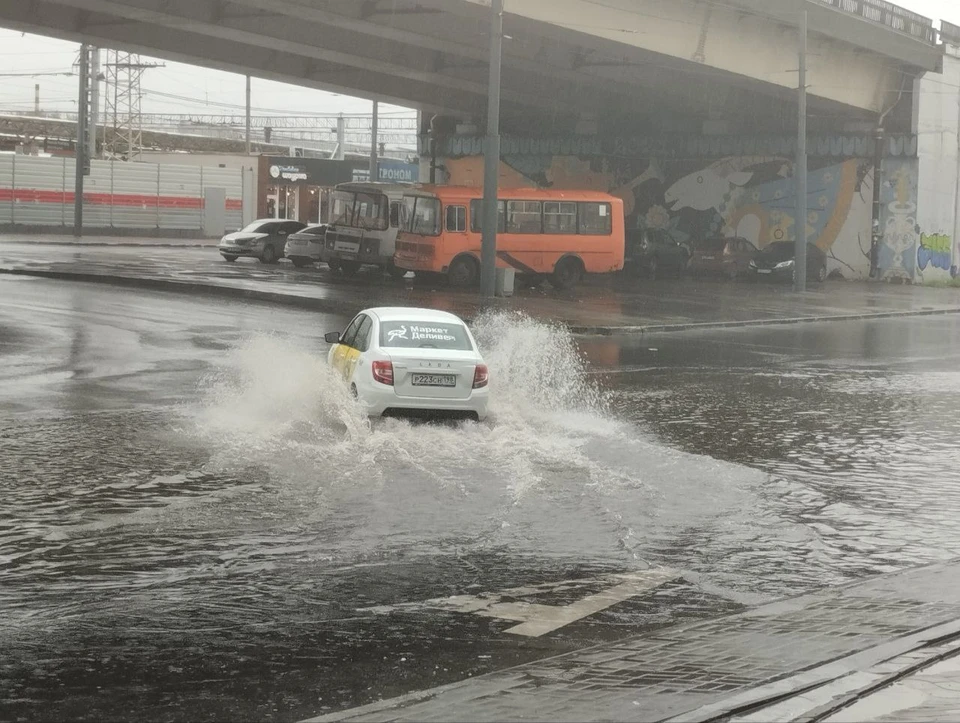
[354,316,373,352]
[340,315,363,348]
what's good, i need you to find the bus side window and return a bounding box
[389,202,400,228]
[469,199,506,233]
[544,201,577,233]
[446,205,466,232]
[506,200,542,234]
[578,202,613,235]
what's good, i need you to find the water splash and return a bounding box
[186,312,758,572]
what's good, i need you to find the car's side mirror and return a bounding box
[324,331,341,344]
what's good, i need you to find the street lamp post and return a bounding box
[794,9,808,292]
[479,0,503,300]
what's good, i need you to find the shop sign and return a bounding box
[269,164,309,182]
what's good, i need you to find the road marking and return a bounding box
[362,569,679,637]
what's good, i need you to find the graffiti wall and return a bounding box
[444,154,875,278]
[912,50,960,283]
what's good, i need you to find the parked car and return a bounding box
[284,224,327,268]
[689,236,759,279]
[625,228,689,279]
[749,241,828,282]
[218,219,306,264]
[324,307,489,422]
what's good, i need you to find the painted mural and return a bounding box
[444,153,875,277]
[876,158,920,282]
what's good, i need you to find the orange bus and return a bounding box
[393,185,625,289]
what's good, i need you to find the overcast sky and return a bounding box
[1,0,958,118]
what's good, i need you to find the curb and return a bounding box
[4,266,960,335]
[567,307,960,335]
[0,241,217,248]
[0,267,359,315]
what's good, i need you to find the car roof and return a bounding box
[364,307,467,324]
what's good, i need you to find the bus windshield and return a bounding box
[329,190,388,231]
[401,195,441,236]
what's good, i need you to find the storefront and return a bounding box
[257,155,419,224]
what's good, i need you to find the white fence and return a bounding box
[0,154,249,234]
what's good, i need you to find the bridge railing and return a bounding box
[816,0,936,44]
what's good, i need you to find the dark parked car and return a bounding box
[284,224,327,268]
[218,219,306,264]
[625,228,689,279]
[749,241,828,282]
[689,236,759,279]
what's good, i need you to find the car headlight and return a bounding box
[774,259,795,270]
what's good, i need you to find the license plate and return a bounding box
[412,373,456,387]
[701,255,716,260]
[757,269,772,274]
[335,242,360,253]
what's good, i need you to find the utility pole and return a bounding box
[103,52,162,160]
[74,44,92,236]
[245,74,251,154]
[370,100,379,181]
[794,9,808,292]
[334,114,345,160]
[88,47,99,159]
[480,0,503,299]
[34,84,40,115]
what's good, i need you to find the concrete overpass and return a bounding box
[0,0,946,137]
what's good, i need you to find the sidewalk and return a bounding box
[0,233,215,247]
[305,560,960,723]
[2,242,960,334]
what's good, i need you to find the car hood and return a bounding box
[222,232,267,242]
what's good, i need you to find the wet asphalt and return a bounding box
[2,274,960,722]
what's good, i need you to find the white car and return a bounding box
[284,224,327,268]
[325,307,489,421]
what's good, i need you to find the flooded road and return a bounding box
[2,276,960,721]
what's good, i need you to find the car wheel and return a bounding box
[552,257,584,290]
[727,267,739,281]
[260,244,278,264]
[327,259,342,273]
[291,257,310,268]
[221,254,238,263]
[448,255,479,288]
[340,260,361,277]
[648,255,659,281]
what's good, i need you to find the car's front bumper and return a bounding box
[751,266,793,281]
[219,242,262,257]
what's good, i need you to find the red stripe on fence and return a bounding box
[0,188,242,210]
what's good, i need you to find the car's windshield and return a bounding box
[379,319,473,350]
[695,239,728,252]
[239,221,271,233]
[329,190,388,230]
[763,242,796,261]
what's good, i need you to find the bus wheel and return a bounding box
[448,256,479,288]
[327,259,342,273]
[340,260,361,277]
[387,263,408,280]
[551,257,583,290]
